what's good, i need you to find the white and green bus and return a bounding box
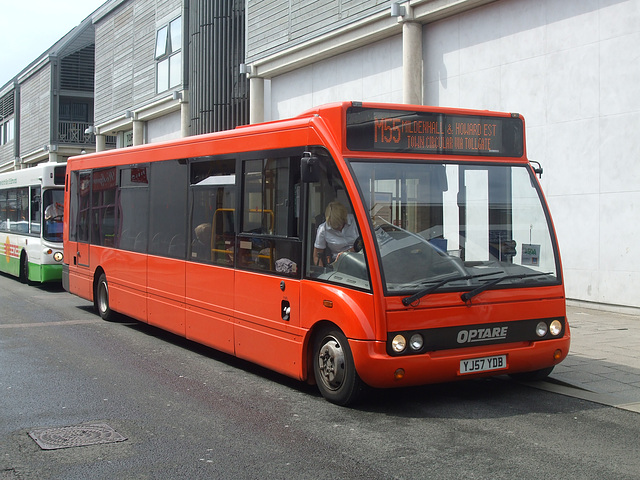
[0,163,65,283]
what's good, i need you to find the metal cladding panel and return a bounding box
[246,0,386,62]
[19,68,51,153]
[188,0,248,135]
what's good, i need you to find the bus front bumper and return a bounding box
[349,336,570,389]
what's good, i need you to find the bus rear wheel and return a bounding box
[95,273,115,321]
[313,328,364,406]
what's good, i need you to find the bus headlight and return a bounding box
[535,321,548,337]
[53,252,63,262]
[409,333,424,351]
[392,335,407,353]
[549,320,562,336]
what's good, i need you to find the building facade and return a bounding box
[0,0,247,168]
[243,0,640,312]
[92,0,247,147]
[0,16,97,172]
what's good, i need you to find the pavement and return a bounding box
[530,304,640,413]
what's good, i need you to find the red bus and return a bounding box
[63,102,570,405]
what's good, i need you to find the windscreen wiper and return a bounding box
[460,272,553,303]
[402,271,502,306]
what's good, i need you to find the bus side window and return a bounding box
[30,187,41,235]
[91,168,117,247]
[239,155,301,278]
[304,152,370,290]
[189,157,236,266]
[149,160,188,259]
[0,190,7,231]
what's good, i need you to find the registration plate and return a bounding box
[459,355,507,374]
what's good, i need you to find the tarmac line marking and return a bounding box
[0,319,102,329]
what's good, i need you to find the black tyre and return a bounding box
[95,273,115,321]
[313,327,364,406]
[19,252,29,284]
[510,366,554,381]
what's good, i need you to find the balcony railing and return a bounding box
[58,121,94,145]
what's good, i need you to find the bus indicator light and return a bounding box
[554,349,563,361]
[394,369,405,380]
[323,300,333,308]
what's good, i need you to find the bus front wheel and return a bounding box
[95,273,115,321]
[313,328,364,406]
[510,366,554,382]
[19,252,29,284]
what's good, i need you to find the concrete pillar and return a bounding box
[249,76,265,124]
[48,151,58,163]
[132,120,144,146]
[95,134,106,152]
[402,21,423,105]
[180,100,190,137]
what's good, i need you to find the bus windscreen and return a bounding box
[346,106,524,157]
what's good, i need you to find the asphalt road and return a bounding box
[1,273,639,480]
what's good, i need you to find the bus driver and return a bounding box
[313,201,359,266]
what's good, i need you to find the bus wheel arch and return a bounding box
[94,269,115,321]
[310,322,365,406]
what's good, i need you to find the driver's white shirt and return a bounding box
[314,214,359,260]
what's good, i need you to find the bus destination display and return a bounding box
[346,107,524,157]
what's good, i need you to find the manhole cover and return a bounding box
[28,423,127,450]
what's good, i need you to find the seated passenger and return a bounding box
[313,201,359,266]
[191,223,212,261]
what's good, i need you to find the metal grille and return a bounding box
[189,0,249,135]
[60,44,95,92]
[0,92,14,120]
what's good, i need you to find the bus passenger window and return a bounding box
[118,166,149,253]
[30,187,41,235]
[90,168,116,246]
[189,157,236,266]
[238,155,301,278]
[149,160,188,259]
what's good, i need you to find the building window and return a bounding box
[155,17,182,93]
[1,118,14,145]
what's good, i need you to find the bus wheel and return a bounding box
[19,252,29,284]
[313,328,364,406]
[95,273,115,321]
[510,366,554,382]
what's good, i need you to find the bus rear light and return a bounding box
[394,368,405,380]
[392,335,407,353]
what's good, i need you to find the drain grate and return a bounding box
[28,423,127,450]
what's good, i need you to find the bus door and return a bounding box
[75,171,92,268]
[66,170,93,299]
[233,156,303,379]
[186,159,236,355]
